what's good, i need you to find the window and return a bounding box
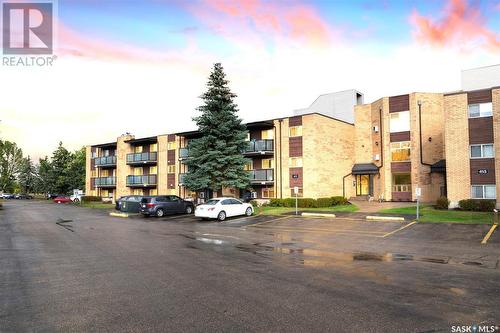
[468,103,492,118]
[150,189,157,196]
[167,141,176,150]
[289,157,303,167]
[150,143,157,152]
[389,111,410,133]
[244,161,253,171]
[91,169,97,177]
[133,189,143,196]
[392,174,411,192]
[391,141,411,161]
[289,126,302,137]
[134,167,143,175]
[167,165,176,173]
[471,185,496,199]
[150,166,157,174]
[261,129,274,140]
[262,158,274,169]
[470,144,494,158]
[135,146,143,153]
[262,187,275,198]
[246,132,250,141]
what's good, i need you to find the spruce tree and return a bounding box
[184,63,250,194]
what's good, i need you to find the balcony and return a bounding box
[179,173,187,185]
[93,176,116,188]
[93,156,116,168]
[249,169,274,184]
[126,175,157,187]
[179,148,189,162]
[126,152,157,165]
[243,139,274,156]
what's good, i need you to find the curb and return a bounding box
[301,212,336,218]
[109,212,131,218]
[366,215,405,222]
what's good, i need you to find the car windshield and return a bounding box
[140,197,151,203]
[204,199,220,205]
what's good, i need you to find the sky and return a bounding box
[0,0,499,161]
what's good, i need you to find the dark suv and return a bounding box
[140,195,194,217]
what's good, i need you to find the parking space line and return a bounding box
[248,226,384,237]
[481,224,498,245]
[381,221,417,238]
[245,216,290,227]
[249,224,387,235]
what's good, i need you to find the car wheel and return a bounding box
[217,211,226,222]
[156,208,164,218]
[185,205,193,214]
[73,198,80,203]
[245,207,253,216]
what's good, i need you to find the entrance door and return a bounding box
[356,175,372,196]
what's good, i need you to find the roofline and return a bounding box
[91,142,117,148]
[462,64,500,72]
[444,86,500,97]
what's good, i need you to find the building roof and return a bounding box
[91,142,117,149]
[124,136,157,145]
[352,163,379,175]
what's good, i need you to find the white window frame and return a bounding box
[262,187,275,199]
[468,102,493,118]
[471,185,496,199]
[289,126,303,137]
[470,144,494,159]
[389,111,410,133]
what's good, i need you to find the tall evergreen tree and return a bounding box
[184,63,250,194]
[0,140,23,192]
[18,156,36,193]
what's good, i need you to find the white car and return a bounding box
[195,197,253,221]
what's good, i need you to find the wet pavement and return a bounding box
[1,200,500,332]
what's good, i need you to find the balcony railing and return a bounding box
[93,176,116,188]
[179,173,187,185]
[179,148,189,161]
[93,156,116,167]
[126,175,157,187]
[243,139,274,155]
[249,169,274,183]
[392,184,411,192]
[126,152,157,165]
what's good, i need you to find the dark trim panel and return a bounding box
[467,89,492,104]
[390,131,411,142]
[469,117,494,144]
[389,94,409,113]
[470,159,496,184]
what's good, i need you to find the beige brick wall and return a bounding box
[302,114,354,198]
[444,93,470,208]
[492,88,500,207]
[354,104,373,163]
[85,146,96,196]
[157,135,169,194]
[273,118,289,199]
[115,134,134,198]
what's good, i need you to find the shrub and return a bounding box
[435,196,450,210]
[250,200,259,208]
[267,197,350,208]
[315,197,333,208]
[459,199,496,212]
[331,196,349,206]
[81,196,102,203]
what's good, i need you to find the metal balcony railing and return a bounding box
[179,173,187,184]
[93,176,116,187]
[93,156,116,167]
[126,174,157,187]
[126,152,157,165]
[243,139,274,155]
[179,148,189,160]
[249,169,274,182]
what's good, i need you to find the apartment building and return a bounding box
[86,113,355,202]
[346,92,445,202]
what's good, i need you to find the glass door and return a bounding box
[356,175,370,196]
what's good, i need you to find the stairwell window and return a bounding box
[468,103,492,118]
[289,157,303,167]
[289,126,302,137]
[389,111,410,133]
[167,141,176,150]
[471,185,496,199]
[470,144,494,158]
[391,142,411,162]
[167,165,175,173]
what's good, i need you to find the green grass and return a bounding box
[78,202,115,209]
[378,205,494,224]
[256,204,358,216]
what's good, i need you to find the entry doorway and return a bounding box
[356,174,373,196]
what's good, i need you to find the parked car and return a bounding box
[14,194,33,199]
[195,197,253,221]
[46,193,60,200]
[53,196,72,204]
[1,193,15,199]
[116,195,143,213]
[140,195,195,217]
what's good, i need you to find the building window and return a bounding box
[470,144,494,158]
[246,132,250,141]
[150,166,157,174]
[262,158,274,169]
[135,146,143,153]
[391,141,411,161]
[468,103,493,118]
[289,126,302,137]
[290,188,303,197]
[133,189,143,196]
[134,167,143,175]
[261,129,274,140]
[244,161,253,171]
[150,143,158,152]
[91,169,97,177]
[262,187,275,198]
[392,174,411,192]
[150,189,158,196]
[289,157,303,167]
[167,141,176,150]
[167,165,176,173]
[471,185,496,199]
[389,111,410,133]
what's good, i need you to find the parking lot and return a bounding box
[1,200,500,332]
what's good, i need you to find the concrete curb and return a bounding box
[109,212,131,218]
[366,215,405,222]
[301,212,336,218]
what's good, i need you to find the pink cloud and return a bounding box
[409,0,500,51]
[185,0,336,47]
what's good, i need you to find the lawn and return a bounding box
[378,205,494,225]
[256,204,358,216]
[78,202,115,209]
